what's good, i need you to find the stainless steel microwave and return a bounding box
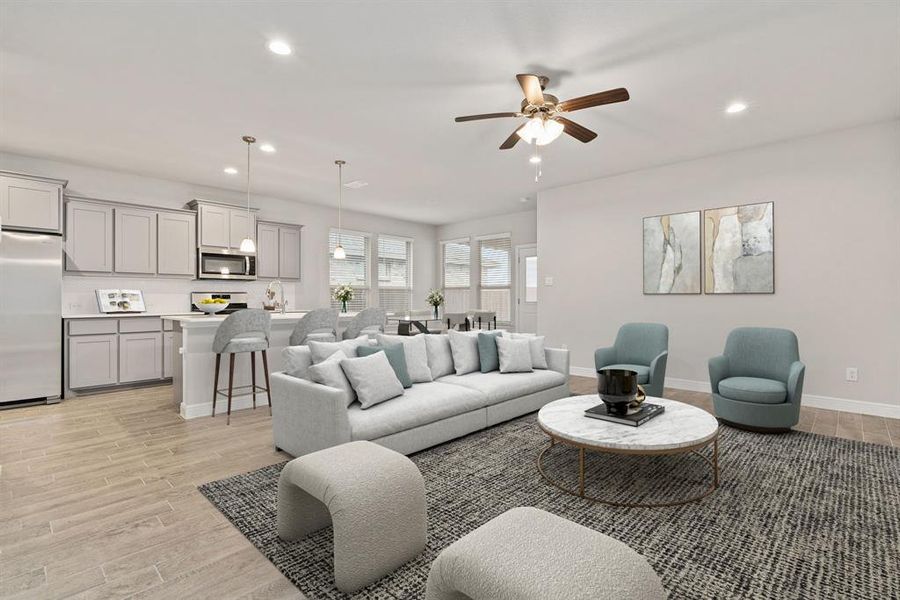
[198,247,257,280]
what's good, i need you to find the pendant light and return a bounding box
[333,159,347,259]
[239,135,257,253]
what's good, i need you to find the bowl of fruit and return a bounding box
[196,298,229,314]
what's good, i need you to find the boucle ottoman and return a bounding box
[425,506,666,600]
[277,440,427,593]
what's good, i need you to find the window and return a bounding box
[442,238,471,312]
[377,235,412,314]
[329,229,369,311]
[479,234,511,324]
[524,255,538,303]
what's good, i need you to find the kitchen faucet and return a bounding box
[265,280,286,314]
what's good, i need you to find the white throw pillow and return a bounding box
[424,334,455,379]
[376,334,433,383]
[511,333,548,369]
[448,330,480,376]
[307,351,356,407]
[308,335,369,364]
[340,351,404,409]
[496,336,534,373]
[282,345,313,379]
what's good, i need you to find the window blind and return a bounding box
[442,240,470,288]
[479,234,511,324]
[377,235,412,313]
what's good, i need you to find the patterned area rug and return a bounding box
[199,414,900,599]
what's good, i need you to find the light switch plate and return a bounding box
[544,276,554,286]
[845,367,858,382]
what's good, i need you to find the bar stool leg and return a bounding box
[261,350,272,414]
[212,353,221,418]
[250,352,257,410]
[226,353,235,426]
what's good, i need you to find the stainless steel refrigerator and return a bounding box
[0,230,62,405]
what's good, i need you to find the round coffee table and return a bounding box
[537,395,720,508]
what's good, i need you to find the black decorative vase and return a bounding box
[597,369,640,416]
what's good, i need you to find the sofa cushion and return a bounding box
[719,377,787,404]
[341,352,404,409]
[477,331,503,373]
[424,334,455,379]
[449,330,480,375]
[496,336,533,374]
[309,335,370,364]
[282,345,313,379]
[511,333,549,370]
[376,334,433,384]
[600,364,650,385]
[358,344,413,388]
[348,381,488,441]
[438,369,567,405]
[307,350,355,407]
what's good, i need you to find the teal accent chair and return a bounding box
[594,323,669,398]
[709,327,805,431]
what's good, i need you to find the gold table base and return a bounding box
[536,431,719,508]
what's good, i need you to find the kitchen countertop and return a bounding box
[62,312,196,320]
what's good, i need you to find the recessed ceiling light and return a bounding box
[519,197,529,203]
[259,143,276,153]
[267,40,292,56]
[343,180,369,189]
[529,155,542,164]
[725,101,748,114]
[223,167,238,175]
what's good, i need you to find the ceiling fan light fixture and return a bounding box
[516,116,564,146]
[535,118,564,145]
[529,155,542,164]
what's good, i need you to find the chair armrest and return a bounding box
[545,347,570,380]
[594,346,617,371]
[787,360,806,405]
[649,350,668,386]
[708,355,729,394]
[270,372,352,457]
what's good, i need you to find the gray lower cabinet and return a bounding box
[119,332,162,383]
[65,200,114,272]
[163,332,174,378]
[69,334,119,388]
[256,220,302,280]
[0,172,66,234]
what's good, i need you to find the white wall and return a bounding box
[0,152,438,314]
[537,121,900,417]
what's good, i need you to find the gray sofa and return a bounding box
[270,343,570,457]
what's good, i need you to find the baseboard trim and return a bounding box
[571,368,900,419]
[180,395,268,420]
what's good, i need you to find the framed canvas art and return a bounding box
[703,201,774,294]
[642,211,701,294]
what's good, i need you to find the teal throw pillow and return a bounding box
[357,344,412,388]
[477,331,504,373]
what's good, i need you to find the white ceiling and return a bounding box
[1,1,898,225]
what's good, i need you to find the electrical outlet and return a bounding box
[846,367,858,382]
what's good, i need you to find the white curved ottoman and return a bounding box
[277,440,427,593]
[425,507,666,600]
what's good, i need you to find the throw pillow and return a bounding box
[308,335,369,364]
[496,336,534,374]
[307,350,355,406]
[424,334,454,379]
[448,330,480,375]
[340,351,404,409]
[376,334,433,383]
[477,331,504,373]
[511,333,548,369]
[282,345,313,379]
[358,344,413,388]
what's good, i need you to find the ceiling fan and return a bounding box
[454,74,629,150]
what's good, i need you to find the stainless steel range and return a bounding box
[190,291,250,314]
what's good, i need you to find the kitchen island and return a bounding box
[165,311,357,419]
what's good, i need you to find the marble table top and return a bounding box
[538,395,719,452]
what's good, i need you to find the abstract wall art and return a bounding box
[703,201,774,294]
[642,211,701,294]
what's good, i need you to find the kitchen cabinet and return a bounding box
[256,220,302,280]
[229,209,255,249]
[69,334,118,388]
[115,207,157,274]
[0,172,66,234]
[190,199,258,250]
[163,332,174,378]
[119,332,162,383]
[65,200,114,273]
[157,211,196,276]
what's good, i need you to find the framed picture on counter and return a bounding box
[96,289,147,313]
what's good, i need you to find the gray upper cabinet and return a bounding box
[256,221,302,280]
[279,226,302,279]
[65,200,114,272]
[256,222,280,278]
[115,207,157,274]
[157,211,196,276]
[0,173,66,234]
[229,209,255,249]
[199,204,230,248]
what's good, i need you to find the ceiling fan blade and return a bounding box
[454,112,519,122]
[499,124,525,150]
[516,74,545,106]
[558,88,630,112]
[556,117,597,143]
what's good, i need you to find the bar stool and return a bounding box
[444,312,470,332]
[289,308,339,346]
[212,309,272,425]
[472,311,497,330]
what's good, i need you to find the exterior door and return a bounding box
[515,244,538,333]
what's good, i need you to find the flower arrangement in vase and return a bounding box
[426,289,444,319]
[333,284,354,313]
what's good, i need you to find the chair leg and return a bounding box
[261,350,272,414]
[226,353,235,425]
[212,353,221,418]
[251,352,257,410]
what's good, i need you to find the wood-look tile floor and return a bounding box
[1,378,897,599]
